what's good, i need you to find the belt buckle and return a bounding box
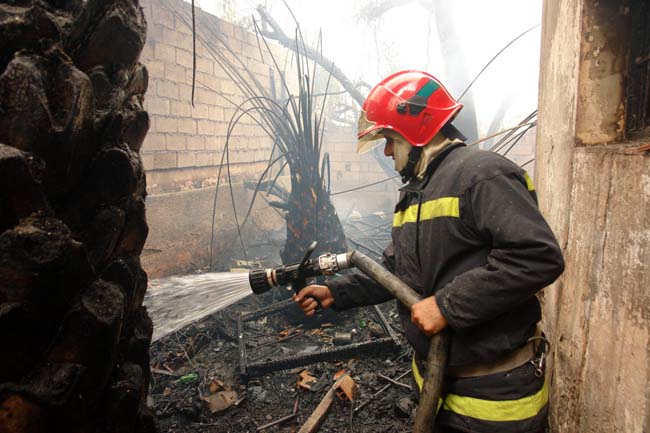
[527,335,550,377]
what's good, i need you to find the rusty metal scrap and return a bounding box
[297,370,318,390]
[202,390,238,414]
[245,336,397,378]
[335,375,359,401]
[297,371,350,433]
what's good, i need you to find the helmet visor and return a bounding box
[356,110,385,154]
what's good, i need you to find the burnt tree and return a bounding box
[0,1,155,432]
[278,81,348,264]
[162,1,349,267]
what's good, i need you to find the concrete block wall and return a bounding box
[139,0,395,202]
[324,124,400,214]
[139,0,276,194]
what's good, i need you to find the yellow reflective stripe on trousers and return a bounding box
[411,355,548,422]
[442,380,548,422]
[524,172,535,191]
[393,197,459,227]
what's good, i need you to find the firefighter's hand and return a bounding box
[411,296,448,336]
[293,285,334,317]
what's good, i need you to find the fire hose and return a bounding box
[249,242,449,433]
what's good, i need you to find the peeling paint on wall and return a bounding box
[575,0,629,145]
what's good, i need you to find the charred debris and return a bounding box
[149,291,414,433]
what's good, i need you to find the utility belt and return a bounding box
[444,329,550,378]
[411,328,551,432]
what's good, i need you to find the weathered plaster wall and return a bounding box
[536,0,582,361]
[536,0,650,431]
[575,1,628,145]
[554,145,650,432]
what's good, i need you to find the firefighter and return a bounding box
[294,70,564,433]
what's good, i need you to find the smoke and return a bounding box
[190,0,542,136]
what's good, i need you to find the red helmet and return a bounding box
[357,70,462,150]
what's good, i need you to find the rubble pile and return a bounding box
[150,295,415,433]
[0,1,154,431]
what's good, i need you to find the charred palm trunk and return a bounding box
[282,165,347,263]
[0,1,155,432]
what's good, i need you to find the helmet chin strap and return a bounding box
[399,146,423,183]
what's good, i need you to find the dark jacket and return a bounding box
[327,144,564,366]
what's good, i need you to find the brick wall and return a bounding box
[140,0,277,193]
[324,124,400,214]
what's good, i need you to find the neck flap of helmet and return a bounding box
[399,146,423,184]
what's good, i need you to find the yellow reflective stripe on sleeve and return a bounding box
[393,197,459,227]
[442,380,549,422]
[524,172,535,191]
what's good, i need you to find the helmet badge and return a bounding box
[396,79,441,116]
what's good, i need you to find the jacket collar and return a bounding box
[399,142,466,194]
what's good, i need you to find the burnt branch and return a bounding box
[256,5,366,107]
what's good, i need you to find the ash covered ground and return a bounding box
[149,291,415,433]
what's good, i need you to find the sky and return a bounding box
[188,0,543,140]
